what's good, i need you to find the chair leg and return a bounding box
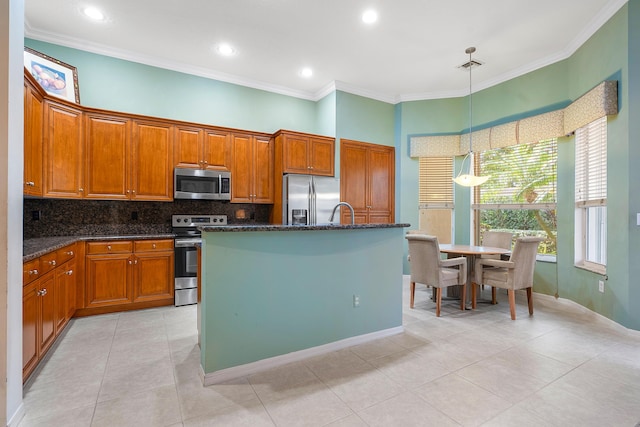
[507,289,516,320]
[492,287,497,304]
[435,288,441,317]
[527,287,534,315]
[410,281,416,309]
[460,284,467,311]
[471,282,477,309]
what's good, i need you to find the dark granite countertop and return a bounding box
[23,234,176,262]
[199,223,411,232]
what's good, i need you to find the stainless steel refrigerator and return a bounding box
[283,174,341,225]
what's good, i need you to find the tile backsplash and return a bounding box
[24,198,271,238]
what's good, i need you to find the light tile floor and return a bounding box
[19,277,640,427]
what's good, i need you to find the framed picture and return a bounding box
[24,47,80,104]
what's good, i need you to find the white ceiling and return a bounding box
[24,0,627,104]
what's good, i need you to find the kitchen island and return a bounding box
[198,223,409,384]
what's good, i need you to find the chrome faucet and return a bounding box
[329,202,355,225]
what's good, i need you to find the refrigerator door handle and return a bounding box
[310,178,316,225]
[308,180,314,225]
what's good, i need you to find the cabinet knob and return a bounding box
[66,270,73,276]
[132,190,136,194]
[29,269,38,275]
[49,260,56,266]
[134,259,138,264]
[79,188,84,192]
[38,288,47,296]
[203,161,208,165]
[128,259,132,265]
[152,243,156,249]
[126,190,130,194]
[107,245,112,251]
[66,251,74,256]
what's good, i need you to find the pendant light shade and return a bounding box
[453,46,489,187]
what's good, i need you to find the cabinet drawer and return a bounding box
[23,259,41,285]
[134,239,173,252]
[56,244,76,264]
[39,252,59,274]
[86,241,133,254]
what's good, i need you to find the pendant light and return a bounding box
[453,46,489,187]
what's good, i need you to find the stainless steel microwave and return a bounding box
[174,168,231,200]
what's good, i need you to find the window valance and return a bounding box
[410,80,617,158]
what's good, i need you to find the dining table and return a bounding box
[438,243,511,308]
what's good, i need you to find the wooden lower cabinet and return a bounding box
[23,243,78,382]
[84,239,174,313]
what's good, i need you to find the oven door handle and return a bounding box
[175,238,202,248]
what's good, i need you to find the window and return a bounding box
[418,157,453,243]
[575,116,607,272]
[474,139,558,257]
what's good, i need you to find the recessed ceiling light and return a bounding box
[216,43,236,56]
[362,9,378,24]
[300,67,313,78]
[83,6,105,21]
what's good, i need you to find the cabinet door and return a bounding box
[23,281,39,380]
[24,82,44,196]
[174,126,203,169]
[309,138,334,176]
[231,134,253,203]
[367,147,394,223]
[85,253,132,307]
[131,121,173,201]
[282,135,309,174]
[43,102,84,198]
[132,251,174,303]
[38,272,56,356]
[65,260,77,321]
[340,142,368,215]
[253,136,274,203]
[203,129,231,170]
[84,114,130,199]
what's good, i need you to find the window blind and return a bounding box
[419,157,453,208]
[575,116,607,207]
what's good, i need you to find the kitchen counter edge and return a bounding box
[23,234,176,262]
[199,223,411,232]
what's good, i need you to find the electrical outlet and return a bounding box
[353,295,360,307]
[131,211,138,220]
[31,210,41,220]
[598,280,605,293]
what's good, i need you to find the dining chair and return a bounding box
[406,234,467,317]
[473,236,544,319]
[480,230,513,297]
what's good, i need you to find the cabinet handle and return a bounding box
[79,188,84,192]
[65,270,73,276]
[107,245,112,251]
[26,181,35,186]
[39,288,47,296]
[203,161,208,165]
[29,269,38,275]
[49,260,56,266]
[66,251,74,256]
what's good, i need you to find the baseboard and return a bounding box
[7,402,25,427]
[202,325,404,385]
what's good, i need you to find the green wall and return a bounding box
[24,39,320,135]
[25,2,640,329]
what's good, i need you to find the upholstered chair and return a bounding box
[406,234,467,317]
[480,230,514,298]
[473,236,544,320]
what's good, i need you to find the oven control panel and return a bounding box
[172,214,228,227]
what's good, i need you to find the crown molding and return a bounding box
[24,0,628,105]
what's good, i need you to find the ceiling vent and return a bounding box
[458,59,483,70]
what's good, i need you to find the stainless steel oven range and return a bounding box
[172,214,227,306]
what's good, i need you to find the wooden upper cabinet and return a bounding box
[340,139,395,224]
[131,120,173,201]
[253,136,275,203]
[175,126,231,171]
[24,79,44,196]
[43,101,84,198]
[231,133,273,203]
[277,131,334,176]
[84,114,131,200]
